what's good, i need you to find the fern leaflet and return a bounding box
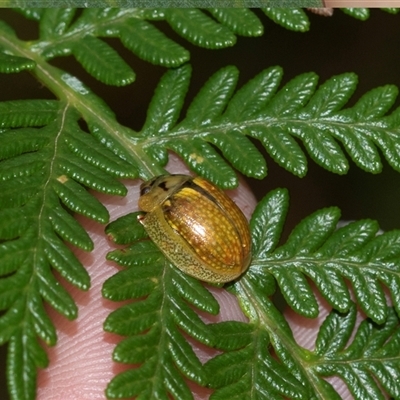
[315,304,400,399]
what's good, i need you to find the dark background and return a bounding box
[1,8,400,399]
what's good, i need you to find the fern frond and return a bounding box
[205,322,312,400]
[12,6,366,90]
[135,65,400,188]
[207,300,400,399]
[103,214,221,399]
[0,102,131,400]
[21,7,268,87]
[315,305,400,399]
[241,188,400,324]
[205,271,312,399]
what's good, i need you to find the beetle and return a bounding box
[138,174,251,283]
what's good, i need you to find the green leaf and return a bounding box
[116,17,189,67]
[341,8,370,20]
[33,7,274,88]
[0,50,35,73]
[0,152,45,182]
[39,9,76,39]
[348,85,398,120]
[64,123,135,178]
[13,8,44,21]
[207,321,254,351]
[59,155,125,195]
[171,268,220,315]
[169,138,237,189]
[137,65,400,183]
[0,100,135,400]
[206,326,310,399]
[44,232,90,290]
[0,207,28,240]
[315,303,357,357]
[251,188,289,258]
[214,196,400,398]
[7,327,48,400]
[0,128,48,161]
[105,212,147,245]
[207,8,263,37]
[257,126,304,177]
[71,35,135,86]
[207,129,266,178]
[381,8,400,14]
[165,9,236,49]
[262,8,310,32]
[223,66,283,121]
[274,268,320,318]
[0,238,31,277]
[262,72,318,117]
[106,241,162,269]
[0,100,58,128]
[141,64,192,137]
[38,268,78,320]
[315,305,400,399]
[244,191,400,324]
[29,291,57,345]
[183,66,238,127]
[53,177,109,223]
[316,219,379,257]
[299,73,358,118]
[0,175,44,209]
[102,265,158,301]
[274,207,340,257]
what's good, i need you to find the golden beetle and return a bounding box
[138,174,251,283]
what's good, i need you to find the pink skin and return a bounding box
[37,154,351,399]
[325,1,400,6]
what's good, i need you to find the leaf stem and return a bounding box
[237,276,336,399]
